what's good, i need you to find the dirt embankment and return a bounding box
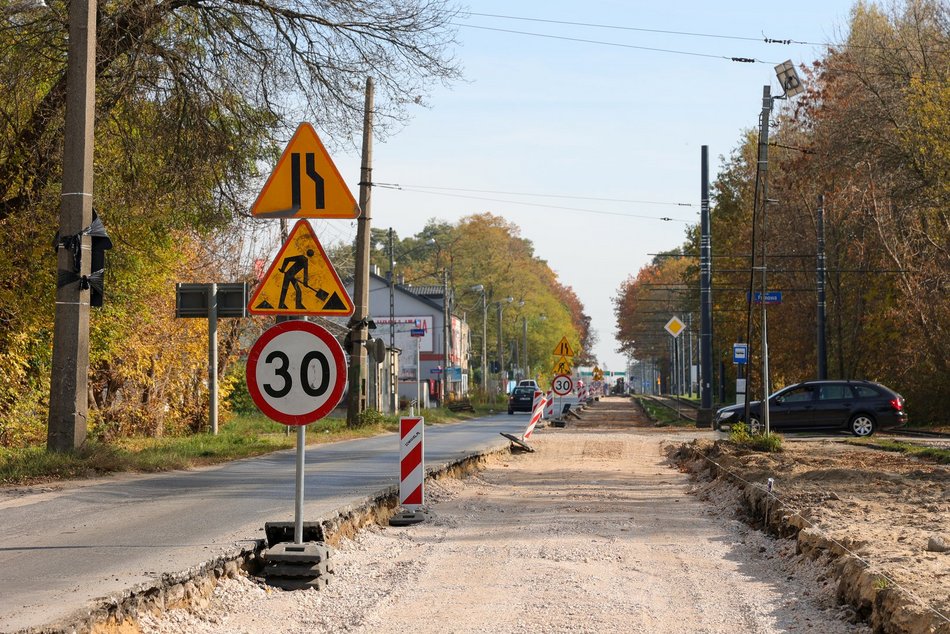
[674,438,950,633]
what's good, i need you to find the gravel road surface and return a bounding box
[141,425,864,633]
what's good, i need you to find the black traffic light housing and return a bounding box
[56,210,113,307]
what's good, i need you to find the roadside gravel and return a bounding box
[140,425,865,633]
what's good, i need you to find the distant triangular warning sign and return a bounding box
[553,337,575,357]
[251,123,359,219]
[247,220,354,316]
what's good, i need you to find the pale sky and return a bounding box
[323,1,856,372]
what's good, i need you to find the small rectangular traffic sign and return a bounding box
[733,343,749,364]
[748,291,783,304]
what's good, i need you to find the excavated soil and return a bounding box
[677,436,950,633]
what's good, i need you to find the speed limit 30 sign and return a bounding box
[246,321,347,425]
[552,374,573,396]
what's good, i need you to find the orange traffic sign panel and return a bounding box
[552,356,572,375]
[553,337,575,357]
[251,123,359,219]
[248,220,354,316]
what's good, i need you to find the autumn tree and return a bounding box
[0,0,461,445]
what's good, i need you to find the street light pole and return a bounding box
[495,297,513,395]
[388,227,396,413]
[48,0,97,451]
[470,285,487,394]
[522,316,528,381]
[442,268,450,404]
[758,85,773,436]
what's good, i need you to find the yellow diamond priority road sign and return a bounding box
[251,123,359,219]
[664,316,686,338]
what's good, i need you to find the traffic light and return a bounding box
[55,211,112,307]
[87,213,112,307]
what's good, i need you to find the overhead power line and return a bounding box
[461,12,946,54]
[454,23,777,65]
[464,12,767,43]
[377,183,693,207]
[375,183,693,223]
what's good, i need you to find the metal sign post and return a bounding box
[246,321,348,543]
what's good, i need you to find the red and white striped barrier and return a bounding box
[577,383,587,403]
[524,390,544,440]
[544,390,555,419]
[399,417,424,510]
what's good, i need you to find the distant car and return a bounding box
[508,386,538,414]
[518,380,540,389]
[715,380,906,437]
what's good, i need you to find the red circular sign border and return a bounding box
[552,373,573,396]
[246,321,347,425]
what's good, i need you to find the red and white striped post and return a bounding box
[544,390,555,419]
[524,390,544,440]
[577,383,587,403]
[398,416,424,510]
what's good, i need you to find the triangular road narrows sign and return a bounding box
[251,123,359,219]
[553,337,575,358]
[248,220,354,316]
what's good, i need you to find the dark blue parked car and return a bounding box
[715,380,906,437]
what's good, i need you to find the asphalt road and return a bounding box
[0,413,528,633]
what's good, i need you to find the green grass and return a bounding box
[846,438,950,464]
[634,397,695,427]
[728,422,784,452]
[0,406,484,486]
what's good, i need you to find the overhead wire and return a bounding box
[376,183,694,207]
[463,11,766,44]
[374,183,693,223]
[461,11,948,54]
[457,15,949,78]
[455,23,776,65]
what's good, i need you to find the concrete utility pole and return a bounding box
[48,0,97,451]
[698,145,714,427]
[687,313,694,398]
[757,86,773,435]
[388,227,397,412]
[441,268,449,404]
[347,77,374,426]
[522,316,528,381]
[816,194,828,380]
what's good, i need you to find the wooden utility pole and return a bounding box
[347,78,374,426]
[48,0,97,451]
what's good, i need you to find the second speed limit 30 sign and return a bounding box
[246,321,347,425]
[552,374,573,396]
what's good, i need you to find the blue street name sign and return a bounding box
[733,343,749,364]
[410,328,426,337]
[747,291,783,304]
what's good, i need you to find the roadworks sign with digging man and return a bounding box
[247,219,354,316]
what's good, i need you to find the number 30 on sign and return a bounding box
[246,321,347,425]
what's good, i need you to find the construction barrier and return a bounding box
[398,417,424,509]
[544,390,555,419]
[524,390,544,440]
